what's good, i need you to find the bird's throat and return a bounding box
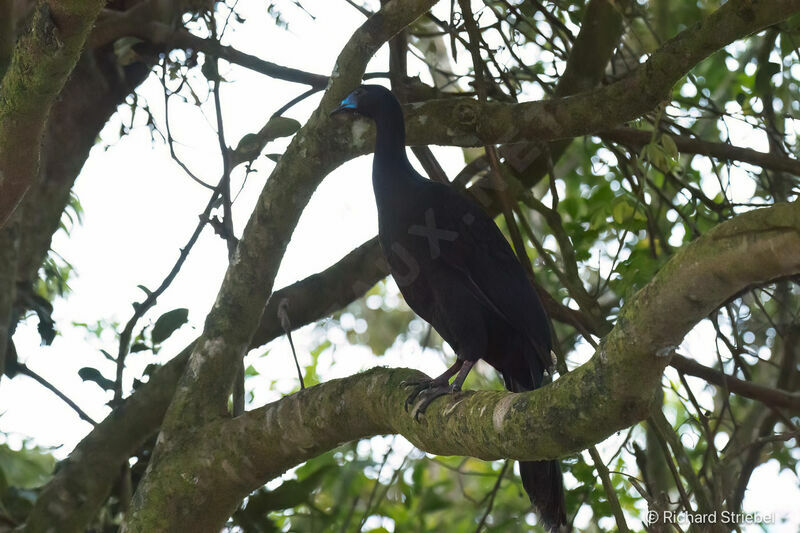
[373,111,410,168]
[371,110,421,205]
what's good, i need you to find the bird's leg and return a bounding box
[402,360,463,411]
[448,359,475,392]
[407,360,476,420]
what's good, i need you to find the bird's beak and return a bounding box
[330,103,357,117]
[329,104,353,117]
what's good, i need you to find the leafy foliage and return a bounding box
[0,442,56,527]
[2,0,798,531]
[150,308,189,345]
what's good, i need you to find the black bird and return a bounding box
[332,85,566,530]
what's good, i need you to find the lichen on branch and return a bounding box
[0,0,106,228]
[133,201,799,532]
[126,1,444,530]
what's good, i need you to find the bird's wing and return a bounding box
[428,183,553,369]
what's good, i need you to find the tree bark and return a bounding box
[135,201,800,531]
[0,0,106,227]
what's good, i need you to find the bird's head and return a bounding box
[329,84,397,119]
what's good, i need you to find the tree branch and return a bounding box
[23,345,191,533]
[126,1,443,529]
[0,0,13,80]
[671,353,800,413]
[369,0,800,150]
[16,362,98,425]
[0,0,106,227]
[159,0,440,432]
[23,1,800,529]
[26,238,386,532]
[134,202,800,531]
[91,20,330,88]
[602,127,800,176]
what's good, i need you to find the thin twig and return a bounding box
[159,60,215,190]
[342,0,372,17]
[277,298,305,389]
[588,446,631,533]
[671,353,800,413]
[114,63,225,399]
[474,460,510,533]
[210,17,237,260]
[358,440,398,531]
[113,192,217,401]
[18,363,98,425]
[209,15,243,417]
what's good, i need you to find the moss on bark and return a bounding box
[124,202,799,532]
[0,0,105,227]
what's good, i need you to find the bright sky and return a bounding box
[0,1,797,531]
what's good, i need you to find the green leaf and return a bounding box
[735,91,747,105]
[0,445,56,489]
[151,308,189,344]
[260,116,301,140]
[233,118,301,162]
[661,134,679,160]
[78,367,115,391]
[612,199,635,224]
[643,142,667,170]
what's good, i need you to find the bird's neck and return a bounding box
[371,105,420,199]
[373,107,411,169]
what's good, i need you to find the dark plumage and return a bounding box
[332,85,566,530]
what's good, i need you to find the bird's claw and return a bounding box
[402,378,442,413]
[402,380,429,413]
[404,383,456,421]
[400,377,432,389]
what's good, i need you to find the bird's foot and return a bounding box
[401,377,447,412]
[402,380,460,420]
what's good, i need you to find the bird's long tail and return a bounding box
[519,459,566,531]
[506,375,567,531]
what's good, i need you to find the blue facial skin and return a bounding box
[331,93,359,115]
[339,94,357,109]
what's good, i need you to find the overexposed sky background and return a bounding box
[1,1,797,531]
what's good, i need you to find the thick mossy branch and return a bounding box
[24,0,800,530]
[137,203,799,532]
[0,0,105,228]
[235,204,800,458]
[0,0,12,80]
[320,0,800,151]
[7,22,152,532]
[160,0,439,432]
[137,205,800,531]
[23,4,622,527]
[22,347,191,533]
[0,219,17,375]
[127,2,441,530]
